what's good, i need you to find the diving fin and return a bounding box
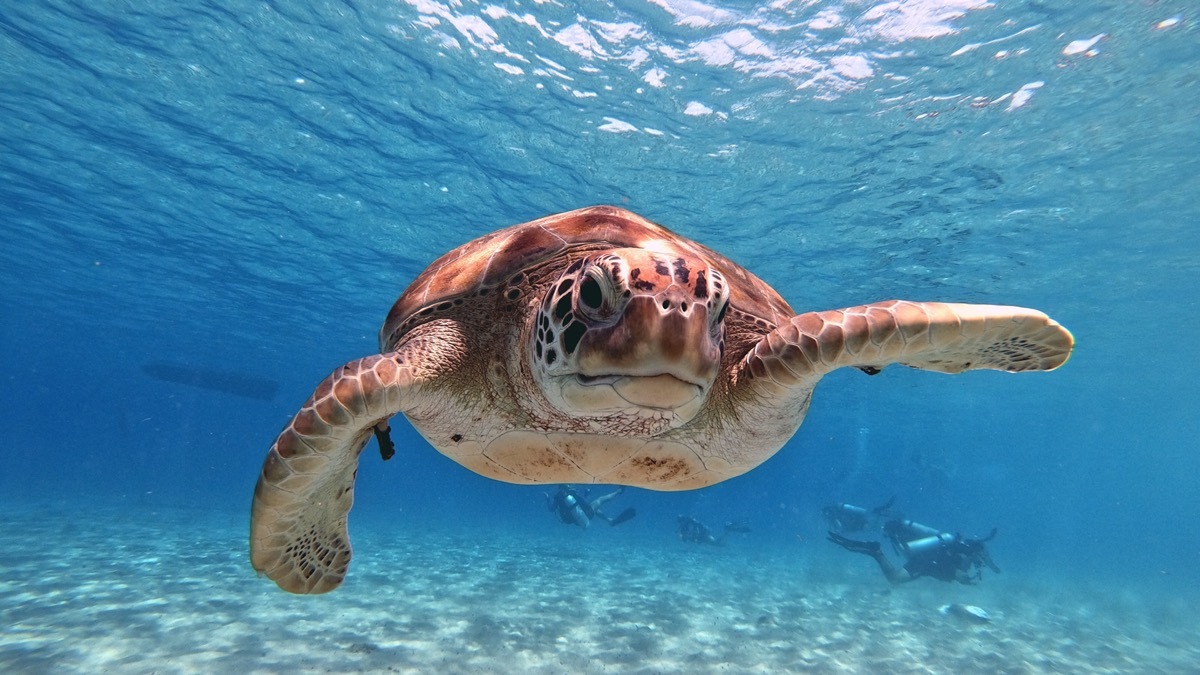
[609,508,637,526]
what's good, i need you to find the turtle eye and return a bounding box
[580,276,603,311]
[709,297,729,342]
[576,267,612,321]
[575,258,628,322]
[707,270,731,336]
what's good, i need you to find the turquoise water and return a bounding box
[2,1,1198,672]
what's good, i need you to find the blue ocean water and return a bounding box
[2,0,1198,671]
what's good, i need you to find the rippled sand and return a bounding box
[1,506,1195,673]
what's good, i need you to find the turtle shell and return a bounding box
[379,206,795,350]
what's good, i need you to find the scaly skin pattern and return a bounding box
[250,207,1075,594]
[741,301,1073,387]
[250,325,465,594]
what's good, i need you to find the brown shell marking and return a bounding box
[380,206,795,349]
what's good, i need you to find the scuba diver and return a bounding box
[822,496,899,533]
[545,485,637,529]
[827,518,1001,585]
[677,515,751,546]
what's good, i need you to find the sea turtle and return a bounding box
[251,206,1073,593]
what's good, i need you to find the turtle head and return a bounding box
[530,248,730,423]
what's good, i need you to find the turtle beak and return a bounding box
[576,294,721,389]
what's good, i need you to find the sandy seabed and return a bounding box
[1,505,1195,674]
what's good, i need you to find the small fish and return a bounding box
[940,603,991,623]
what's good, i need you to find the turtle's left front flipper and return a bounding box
[742,300,1073,387]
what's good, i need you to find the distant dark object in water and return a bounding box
[142,362,279,401]
[678,515,750,546]
[347,642,379,654]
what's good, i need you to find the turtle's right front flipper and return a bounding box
[250,326,464,594]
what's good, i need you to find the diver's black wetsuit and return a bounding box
[828,519,999,585]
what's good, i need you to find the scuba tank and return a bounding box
[833,503,868,517]
[893,519,941,539]
[901,532,957,556]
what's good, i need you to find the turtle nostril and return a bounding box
[681,302,689,313]
[661,299,670,310]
